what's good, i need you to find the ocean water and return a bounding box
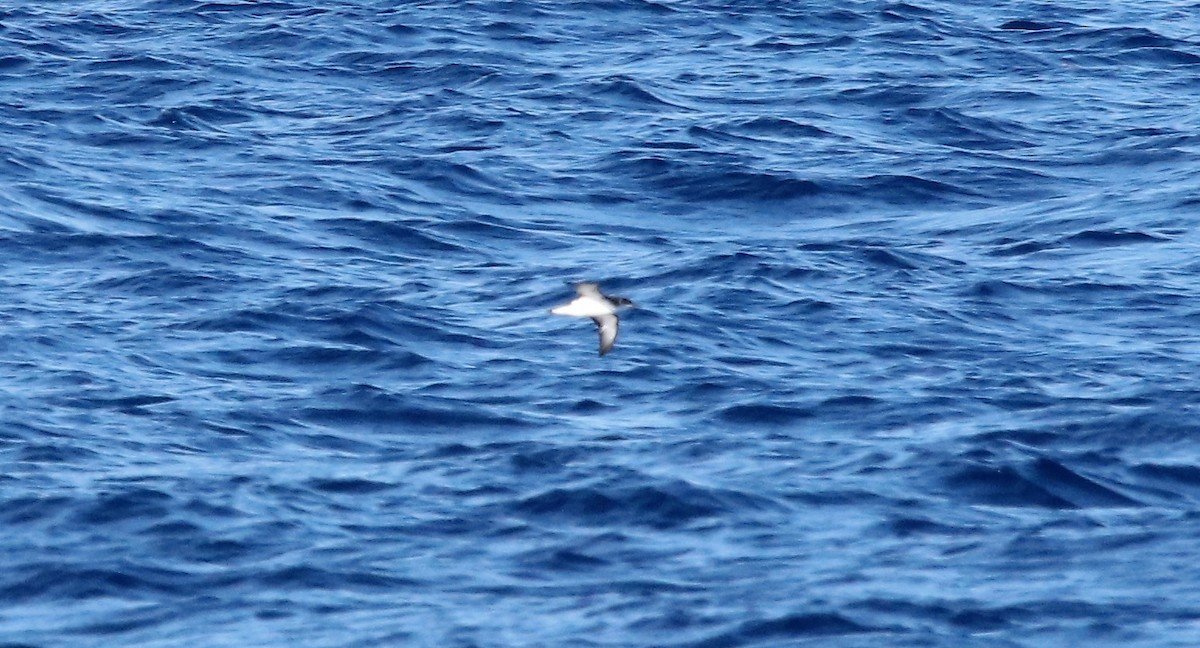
[2,1,1200,646]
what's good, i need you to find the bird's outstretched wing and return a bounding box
[575,282,602,298]
[593,314,619,356]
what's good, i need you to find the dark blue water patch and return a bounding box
[72,487,173,526]
[86,54,184,73]
[424,109,506,139]
[857,246,920,271]
[147,101,256,135]
[301,393,529,431]
[883,514,981,539]
[382,158,519,204]
[681,612,884,648]
[87,265,227,296]
[306,477,394,495]
[1119,46,1200,66]
[56,393,177,414]
[858,173,983,205]
[1027,458,1142,508]
[514,545,611,574]
[507,444,589,474]
[600,149,824,202]
[639,139,701,152]
[1060,229,1170,247]
[0,55,31,72]
[175,297,424,359]
[836,82,932,109]
[999,19,1071,32]
[0,230,239,282]
[718,403,814,425]
[1066,26,1194,55]
[16,443,102,465]
[321,48,409,74]
[49,9,147,39]
[589,75,689,111]
[1007,24,1200,69]
[1,495,75,526]
[254,564,419,591]
[819,394,885,411]
[898,107,1037,151]
[943,449,1148,510]
[69,605,190,638]
[189,1,300,20]
[946,463,1078,509]
[7,187,139,233]
[513,477,777,531]
[480,19,560,47]
[432,213,564,249]
[392,62,511,92]
[198,343,408,378]
[144,516,288,569]
[749,34,857,52]
[74,74,199,115]
[1,561,192,602]
[851,597,1006,635]
[1130,463,1200,491]
[689,116,833,144]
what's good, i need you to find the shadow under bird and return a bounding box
[550,282,635,356]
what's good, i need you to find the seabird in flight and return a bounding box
[550,282,635,356]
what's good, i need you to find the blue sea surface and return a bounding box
[3,1,1200,646]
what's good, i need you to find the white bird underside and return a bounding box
[550,282,628,356]
[550,283,612,318]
